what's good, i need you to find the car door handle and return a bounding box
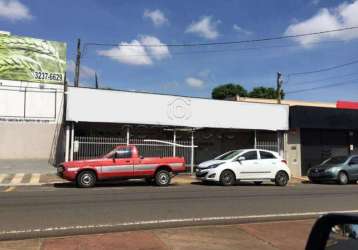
[125,160,131,163]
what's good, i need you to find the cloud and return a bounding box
[67,60,96,79]
[0,0,32,21]
[97,35,170,66]
[140,35,170,60]
[284,0,358,47]
[185,16,220,40]
[143,9,168,27]
[233,24,252,35]
[186,77,204,88]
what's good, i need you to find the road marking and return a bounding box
[29,173,41,184]
[4,186,16,192]
[10,173,25,185]
[0,174,7,184]
[1,209,358,236]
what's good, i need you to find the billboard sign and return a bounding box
[0,34,66,84]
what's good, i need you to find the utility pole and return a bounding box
[74,39,81,87]
[95,72,99,89]
[276,72,283,104]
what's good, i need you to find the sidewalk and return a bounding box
[0,219,314,250]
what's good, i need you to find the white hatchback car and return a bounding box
[196,149,291,186]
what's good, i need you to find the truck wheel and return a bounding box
[155,170,171,186]
[337,171,349,185]
[77,171,96,188]
[220,170,236,186]
[275,171,289,186]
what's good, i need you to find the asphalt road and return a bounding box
[1,181,358,240]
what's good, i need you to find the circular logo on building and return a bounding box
[167,97,191,120]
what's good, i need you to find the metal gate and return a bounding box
[256,140,279,152]
[72,136,196,171]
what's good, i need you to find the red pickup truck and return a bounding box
[57,145,186,187]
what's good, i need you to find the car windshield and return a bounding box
[215,150,244,160]
[320,156,348,165]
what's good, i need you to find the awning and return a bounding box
[66,87,289,131]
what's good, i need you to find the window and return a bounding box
[241,151,258,160]
[260,151,276,159]
[116,148,132,158]
[349,157,358,165]
[215,150,244,160]
[105,147,132,159]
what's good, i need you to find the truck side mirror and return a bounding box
[113,152,117,161]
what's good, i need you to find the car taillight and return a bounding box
[281,160,287,165]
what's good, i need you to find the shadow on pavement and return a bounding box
[53,180,182,189]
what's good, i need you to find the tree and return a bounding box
[249,87,285,100]
[211,83,248,100]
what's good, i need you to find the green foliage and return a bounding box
[249,87,285,99]
[211,84,285,100]
[211,83,248,100]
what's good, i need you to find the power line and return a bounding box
[287,59,358,77]
[82,25,358,53]
[285,72,358,85]
[81,40,344,59]
[286,78,358,94]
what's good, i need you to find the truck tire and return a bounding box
[275,171,289,187]
[77,171,96,188]
[155,170,171,186]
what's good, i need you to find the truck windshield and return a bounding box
[215,150,244,160]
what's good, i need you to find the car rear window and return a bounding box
[260,151,276,159]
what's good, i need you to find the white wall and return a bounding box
[0,80,65,163]
[0,79,64,123]
[67,87,289,131]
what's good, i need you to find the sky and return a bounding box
[1,0,358,102]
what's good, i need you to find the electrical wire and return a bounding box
[285,72,358,85]
[83,26,358,49]
[286,78,358,94]
[287,59,358,77]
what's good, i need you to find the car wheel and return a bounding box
[220,170,236,186]
[275,171,289,186]
[254,181,263,185]
[76,171,96,188]
[155,170,171,186]
[337,171,349,185]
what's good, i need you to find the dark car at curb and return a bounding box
[308,155,358,185]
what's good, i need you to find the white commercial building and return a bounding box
[65,87,289,172]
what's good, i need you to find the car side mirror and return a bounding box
[238,156,245,162]
[305,213,358,250]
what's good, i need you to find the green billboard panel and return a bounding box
[0,34,66,84]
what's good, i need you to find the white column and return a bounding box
[65,124,70,162]
[254,130,257,149]
[126,126,130,145]
[190,129,195,174]
[173,129,176,157]
[70,123,74,161]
